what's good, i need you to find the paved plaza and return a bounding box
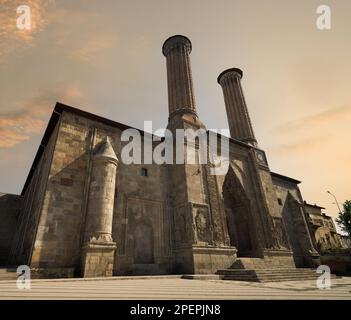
[0,276,350,300]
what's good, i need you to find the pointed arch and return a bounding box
[223,165,258,257]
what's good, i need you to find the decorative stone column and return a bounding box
[217,68,257,147]
[162,35,236,274]
[163,35,196,116]
[162,35,204,129]
[81,136,118,277]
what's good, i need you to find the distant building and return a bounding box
[304,201,343,252]
[340,235,351,249]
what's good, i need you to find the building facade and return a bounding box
[304,202,343,252]
[0,35,322,278]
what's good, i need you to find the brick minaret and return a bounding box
[217,68,257,147]
[162,35,204,129]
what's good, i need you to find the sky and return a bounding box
[0,0,350,230]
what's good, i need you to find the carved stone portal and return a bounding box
[223,166,256,257]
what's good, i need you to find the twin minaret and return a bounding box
[217,69,257,147]
[82,35,258,277]
[163,35,257,147]
[162,35,197,118]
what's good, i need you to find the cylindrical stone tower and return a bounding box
[82,136,118,278]
[217,68,257,147]
[85,136,118,242]
[163,35,202,127]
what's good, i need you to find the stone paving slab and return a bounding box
[0,277,350,300]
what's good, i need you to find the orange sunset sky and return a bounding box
[0,0,350,231]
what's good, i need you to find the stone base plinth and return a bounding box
[263,249,296,268]
[172,245,237,274]
[81,241,116,278]
[30,268,75,279]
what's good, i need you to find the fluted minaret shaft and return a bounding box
[218,68,257,146]
[162,35,197,118]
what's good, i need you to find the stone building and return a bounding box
[304,201,343,252]
[340,236,351,249]
[0,35,322,279]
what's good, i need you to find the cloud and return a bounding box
[68,36,114,63]
[47,8,116,65]
[0,0,55,64]
[0,3,116,66]
[267,105,351,155]
[268,135,330,155]
[0,84,86,148]
[275,106,351,133]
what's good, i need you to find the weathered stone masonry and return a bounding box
[0,35,321,277]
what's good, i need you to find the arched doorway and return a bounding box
[223,166,257,257]
[133,222,154,264]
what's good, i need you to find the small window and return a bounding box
[277,198,283,206]
[141,168,148,177]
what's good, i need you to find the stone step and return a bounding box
[216,268,338,282]
[0,268,18,280]
[218,268,316,274]
[182,274,223,280]
[0,269,16,274]
[218,270,319,275]
[0,274,17,280]
[222,276,318,283]
[230,258,285,269]
[226,273,318,279]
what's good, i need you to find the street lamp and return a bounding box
[327,190,342,213]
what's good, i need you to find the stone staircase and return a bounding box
[229,258,272,270]
[0,268,17,281]
[216,258,337,282]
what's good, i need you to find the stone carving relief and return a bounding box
[194,208,211,243]
[174,205,190,245]
[125,198,163,265]
[89,234,113,243]
[270,217,290,250]
[174,203,213,245]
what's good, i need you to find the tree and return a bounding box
[336,200,351,236]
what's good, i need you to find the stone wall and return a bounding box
[0,193,22,265]
[11,106,320,277]
[10,121,59,266]
[114,138,171,275]
[29,113,90,274]
[272,175,320,267]
[25,110,172,277]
